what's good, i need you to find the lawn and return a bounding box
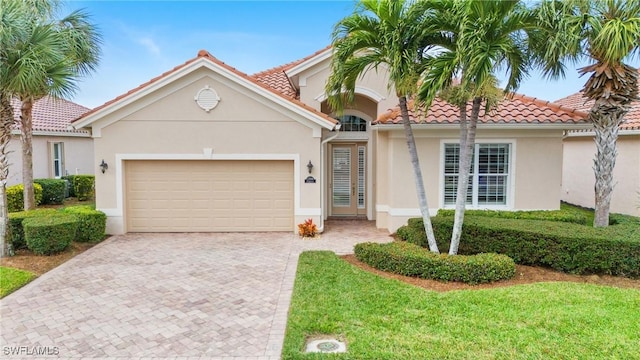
[0,266,36,298]
[283,251,640,360]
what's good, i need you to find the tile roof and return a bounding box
[75,49,337,127]
[554,70,640,131]
[10,96,90,135]
[251,46,332,99]
[374,93,588,125]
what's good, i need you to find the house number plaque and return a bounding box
[305,176,316,183]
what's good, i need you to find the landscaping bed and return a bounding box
[283,251,640,360]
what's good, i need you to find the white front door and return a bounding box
[330,143,367,216]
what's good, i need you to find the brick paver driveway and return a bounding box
[1,221,391,359]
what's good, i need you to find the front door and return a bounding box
[330,143,366,216]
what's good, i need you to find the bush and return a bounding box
[34,178,66,205]
[8,209,62,249]
[7,183,43,212]
[436,208,589,225]
[400,215,640,278]
[60,206,106,242]
[24,215,78,255]
[354,241,515,285]
[72,175,95,201]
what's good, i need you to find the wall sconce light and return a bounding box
[307,160,314,174]
[99,159,108,174]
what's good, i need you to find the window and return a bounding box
[51,142,65,178]
[336,115,367,132]
[444,143,510,206]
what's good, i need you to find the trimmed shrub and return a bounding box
[436,208,589,225]
[400,215,640,278]
[72,175,95,201]
[60,206,106,242]
[8,209,62,249]
[354,241,515,285]
[34,178,66,205]
[7,183,43,212]
[24,215,78,255]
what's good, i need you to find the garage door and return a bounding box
[125,160,294,232]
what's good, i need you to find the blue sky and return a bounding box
[65,0,639,109]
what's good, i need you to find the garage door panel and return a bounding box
[126,160,294,232]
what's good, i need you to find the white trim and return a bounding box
[73,57,336,132]
[439,139,516,210]
[113,153,302,232]
[376,123,592,131]
[565,129,640,137]
[315,86,386,103]
[284,48,333,78]
[11,129,91,137]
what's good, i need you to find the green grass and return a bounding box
[0,266,36,298]
[283,252,640,360]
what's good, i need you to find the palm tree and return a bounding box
[1,0,101,211]
[533,0,640,227]
[326,0,440,253]
[417,0,535,254]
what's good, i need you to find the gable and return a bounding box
[73,51,337,137]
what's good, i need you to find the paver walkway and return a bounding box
[0,220,392,359]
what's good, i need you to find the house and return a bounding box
[72,49,590,235]
[555,73,640,217]
[8,96,94,186]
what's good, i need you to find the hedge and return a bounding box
[23,215,78,255]
[436,208,589,225]
[399,215,640,278]
[74,175,94,201]
[34,179,66,205]
[354,241,515,285]
[60,206,106,242]
[7,209,60,249]
[61,175,76,197]
[7,183,43,212]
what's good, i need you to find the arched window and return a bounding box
[336,115,367,132]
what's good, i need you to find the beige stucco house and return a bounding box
[556,73,640,217]
[73,48,590,234]
[8,96,94,186]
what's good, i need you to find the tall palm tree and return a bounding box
[1,0,101,211]
[533,0,640,227]
[418,0,535,254]
[326,0,440,253]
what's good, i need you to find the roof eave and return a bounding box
[372,122,592,130]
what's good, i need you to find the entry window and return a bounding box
[444,143,510,206]
[51,142,65,178]
[357,146,365,208]
[337,115,367,132]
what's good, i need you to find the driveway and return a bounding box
[0,221,391,359]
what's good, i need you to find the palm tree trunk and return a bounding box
[450,97,481,255]
[20,97,36,210]
[399,96,439,253]
[0,94,14,257]
[591,107,624,227]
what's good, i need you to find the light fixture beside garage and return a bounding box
[307,160,314,174]
[99,159,108,173]
[194,85,221,112]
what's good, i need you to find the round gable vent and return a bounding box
[194,85,221,112]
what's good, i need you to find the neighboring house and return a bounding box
[72,48,590,235]
[555,72,640,217]
[8,96,94,186]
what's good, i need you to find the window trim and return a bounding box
[439,139,516,210]
[50,142,65,178]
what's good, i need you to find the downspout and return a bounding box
[318,122,341,233]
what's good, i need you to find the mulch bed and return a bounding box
[1,242,96,276]
[341,254,640,292]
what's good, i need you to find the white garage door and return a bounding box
[125,160,294,232]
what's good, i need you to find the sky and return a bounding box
[63,0,639,109]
